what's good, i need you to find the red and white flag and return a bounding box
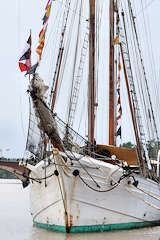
[19,32,31,72]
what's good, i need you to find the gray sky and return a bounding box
[0,0,45,158]
[0,0,160,158]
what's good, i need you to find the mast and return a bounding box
[109,0,116,145]
[88,0,95,144]
[51,48,64,111]
[120,43,146,175]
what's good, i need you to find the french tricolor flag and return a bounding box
[19,32,31,72]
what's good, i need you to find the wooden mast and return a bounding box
[109,0,116,145]
[51,48,64,111]
[88,0,95,144]
[120,43,145,174]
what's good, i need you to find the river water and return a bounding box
[0,179,160,240]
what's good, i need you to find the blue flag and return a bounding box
[25,63,39,76]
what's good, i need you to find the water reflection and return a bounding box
[30,226,160,240]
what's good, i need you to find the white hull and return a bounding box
[27,153,160,232]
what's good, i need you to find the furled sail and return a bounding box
[26,74,96,157]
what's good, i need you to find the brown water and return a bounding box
[0,179,160,240]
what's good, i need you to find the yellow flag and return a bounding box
[46,5,51,17]
[114,36,119,45]
[118,61,121,71]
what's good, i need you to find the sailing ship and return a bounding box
[19,0,160,233]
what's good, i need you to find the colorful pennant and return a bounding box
[19,33,31,72]
[116,60,122,138]
[36,0,53,60]
[25,62,39,76]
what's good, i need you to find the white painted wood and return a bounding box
[27,154,160,228]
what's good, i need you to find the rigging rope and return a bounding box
[136,0,157,16]
[124,1,152,141]
[128,0,159,142]
[67,0,87,128]
[49,0,72,107]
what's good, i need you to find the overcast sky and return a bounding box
[0,0,45,158]
[0,0,160,158]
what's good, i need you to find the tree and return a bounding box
[146,140,158,160]
[120,142,136,149]
[121,141,159,159]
